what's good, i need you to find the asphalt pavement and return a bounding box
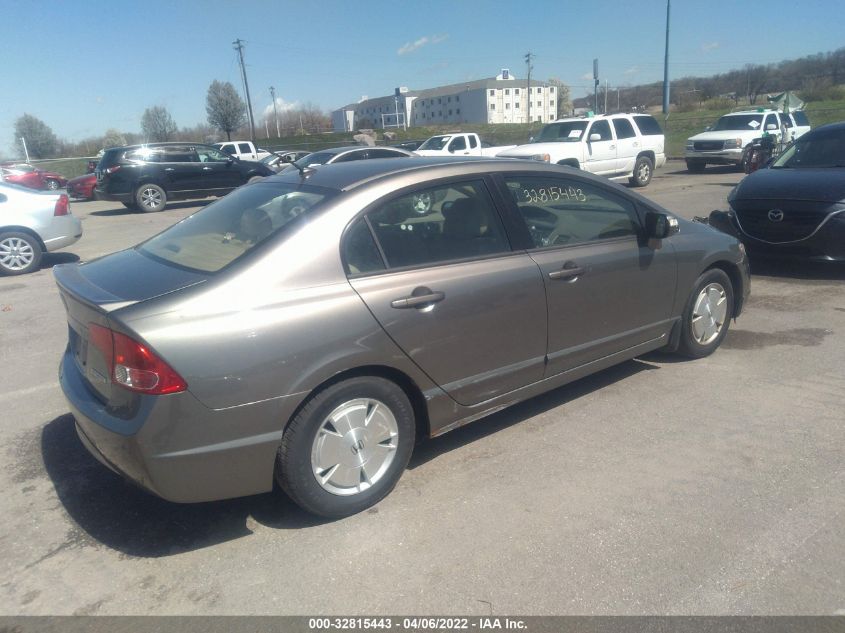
[1,162,843,615]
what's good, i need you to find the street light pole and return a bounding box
[662,0,671,117]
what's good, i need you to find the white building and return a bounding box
[332,70,558,131]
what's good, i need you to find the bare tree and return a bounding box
[744,64,770,105]
[141,106,177,142]
[102,128,127,149]
[13,114,58,159]
[206,80,247,141]
[547,78,572,117]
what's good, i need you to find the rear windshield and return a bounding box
[139,182,336,272]
[294,151,337,168]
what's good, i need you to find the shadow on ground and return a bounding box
[40,252,81,269]
[90,200,212,217]
[42,359,656,557]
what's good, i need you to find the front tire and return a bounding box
[45,179,60,190]
[277,376,415,518]
[0,231,43,276]
[677,269,734,358]
[630,155,654,187]
[135,184,167,212]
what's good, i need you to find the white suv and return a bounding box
[685,109,811,172]
[497,113,666,187]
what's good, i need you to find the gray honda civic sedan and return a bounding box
[56,157,749,518]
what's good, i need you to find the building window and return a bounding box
[505,89,510,95]
[438,98,442,104]
[505,103,510,110]
[448,96,451,102]
[457,108,460,114]
[490,103,495,110]
[448,109,452,115]
[550,101,554,107]
[515,88,520,95]
[550,87,555,93]
[439,111,442,116]
[489,89,495,96]
[515,102,520,109]
[456,95,460,102]
[537,101,542,107]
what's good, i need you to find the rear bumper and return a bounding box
[59,349,303,503]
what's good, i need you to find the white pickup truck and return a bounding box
[214,141,272,161]
[415,133,516,157]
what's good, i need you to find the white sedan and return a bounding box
[0,182,82,275]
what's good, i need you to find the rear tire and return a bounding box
[686,159,706,173]
[277,376,415,518]
[677,269,734,358]
[45,179,60,190]
[135,184,167,212]
[629,155,654,187]
[0,231,43,276]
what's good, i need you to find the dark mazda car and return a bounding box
[714,122,845,261]
[94,142,274,212]
[57,157,748,518]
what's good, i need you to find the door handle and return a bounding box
[609,144,617,150]
[548,265,585,280]
[202,166,213,170]
[391,291,445,309]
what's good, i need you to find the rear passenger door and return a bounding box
[611,117,640,174]
[344,178,548,406]
[159,145,205,192]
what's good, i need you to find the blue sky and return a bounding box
[2,0,843,153]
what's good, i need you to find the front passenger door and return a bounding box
[583,119,617,175]
[499,174,677,376]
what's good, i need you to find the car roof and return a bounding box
[107,141,216,151]
[312,145,413,157]
[265,155,645,195]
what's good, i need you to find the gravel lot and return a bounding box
[1,162,843,615]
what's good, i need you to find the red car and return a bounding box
[0,163,68,190]
[66,173,96,200]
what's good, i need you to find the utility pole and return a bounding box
[662,0,671,117]
[233,38,256,143]
[20,137,30,162]
[593,59,599,114]
[270,86,280,137]
[525,51,534,125]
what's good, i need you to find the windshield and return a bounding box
[417,135,452,151]
[140,182,335,273]
[771,129,845,169]
[293,151,337,168]
[533,121,589,142]
[712,114,764,131]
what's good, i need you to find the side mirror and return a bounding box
[529,136,535,142]
[589,133,602,142]
[645,211,680,239]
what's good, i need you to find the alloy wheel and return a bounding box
[0,236,35,271]
[140,187,162,210]
[310,398,399,496]
[691,282,727,345]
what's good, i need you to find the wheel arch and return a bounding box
[637,150,656,164]
[0,226,47,251]
[556,158,580,169]
[283,364,432,443]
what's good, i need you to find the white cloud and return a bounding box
[624,66,639,75]
[262,97,297,120]
[581,72,594,81]
[397,33,448,55]
[702,41,720,52]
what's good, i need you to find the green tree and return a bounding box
[206,80,247,141]
[141,106,177,142]
[13,114,58,159]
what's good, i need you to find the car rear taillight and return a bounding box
[87,324,187,395]
[105,165,121,174]
[53,194,69,216]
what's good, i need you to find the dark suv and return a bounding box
[94,142,274,212]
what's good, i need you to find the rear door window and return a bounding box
[449,136,467,151]
[611,118,636,139]
[363,180,510,269]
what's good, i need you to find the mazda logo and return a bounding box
[767,209,784,222]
